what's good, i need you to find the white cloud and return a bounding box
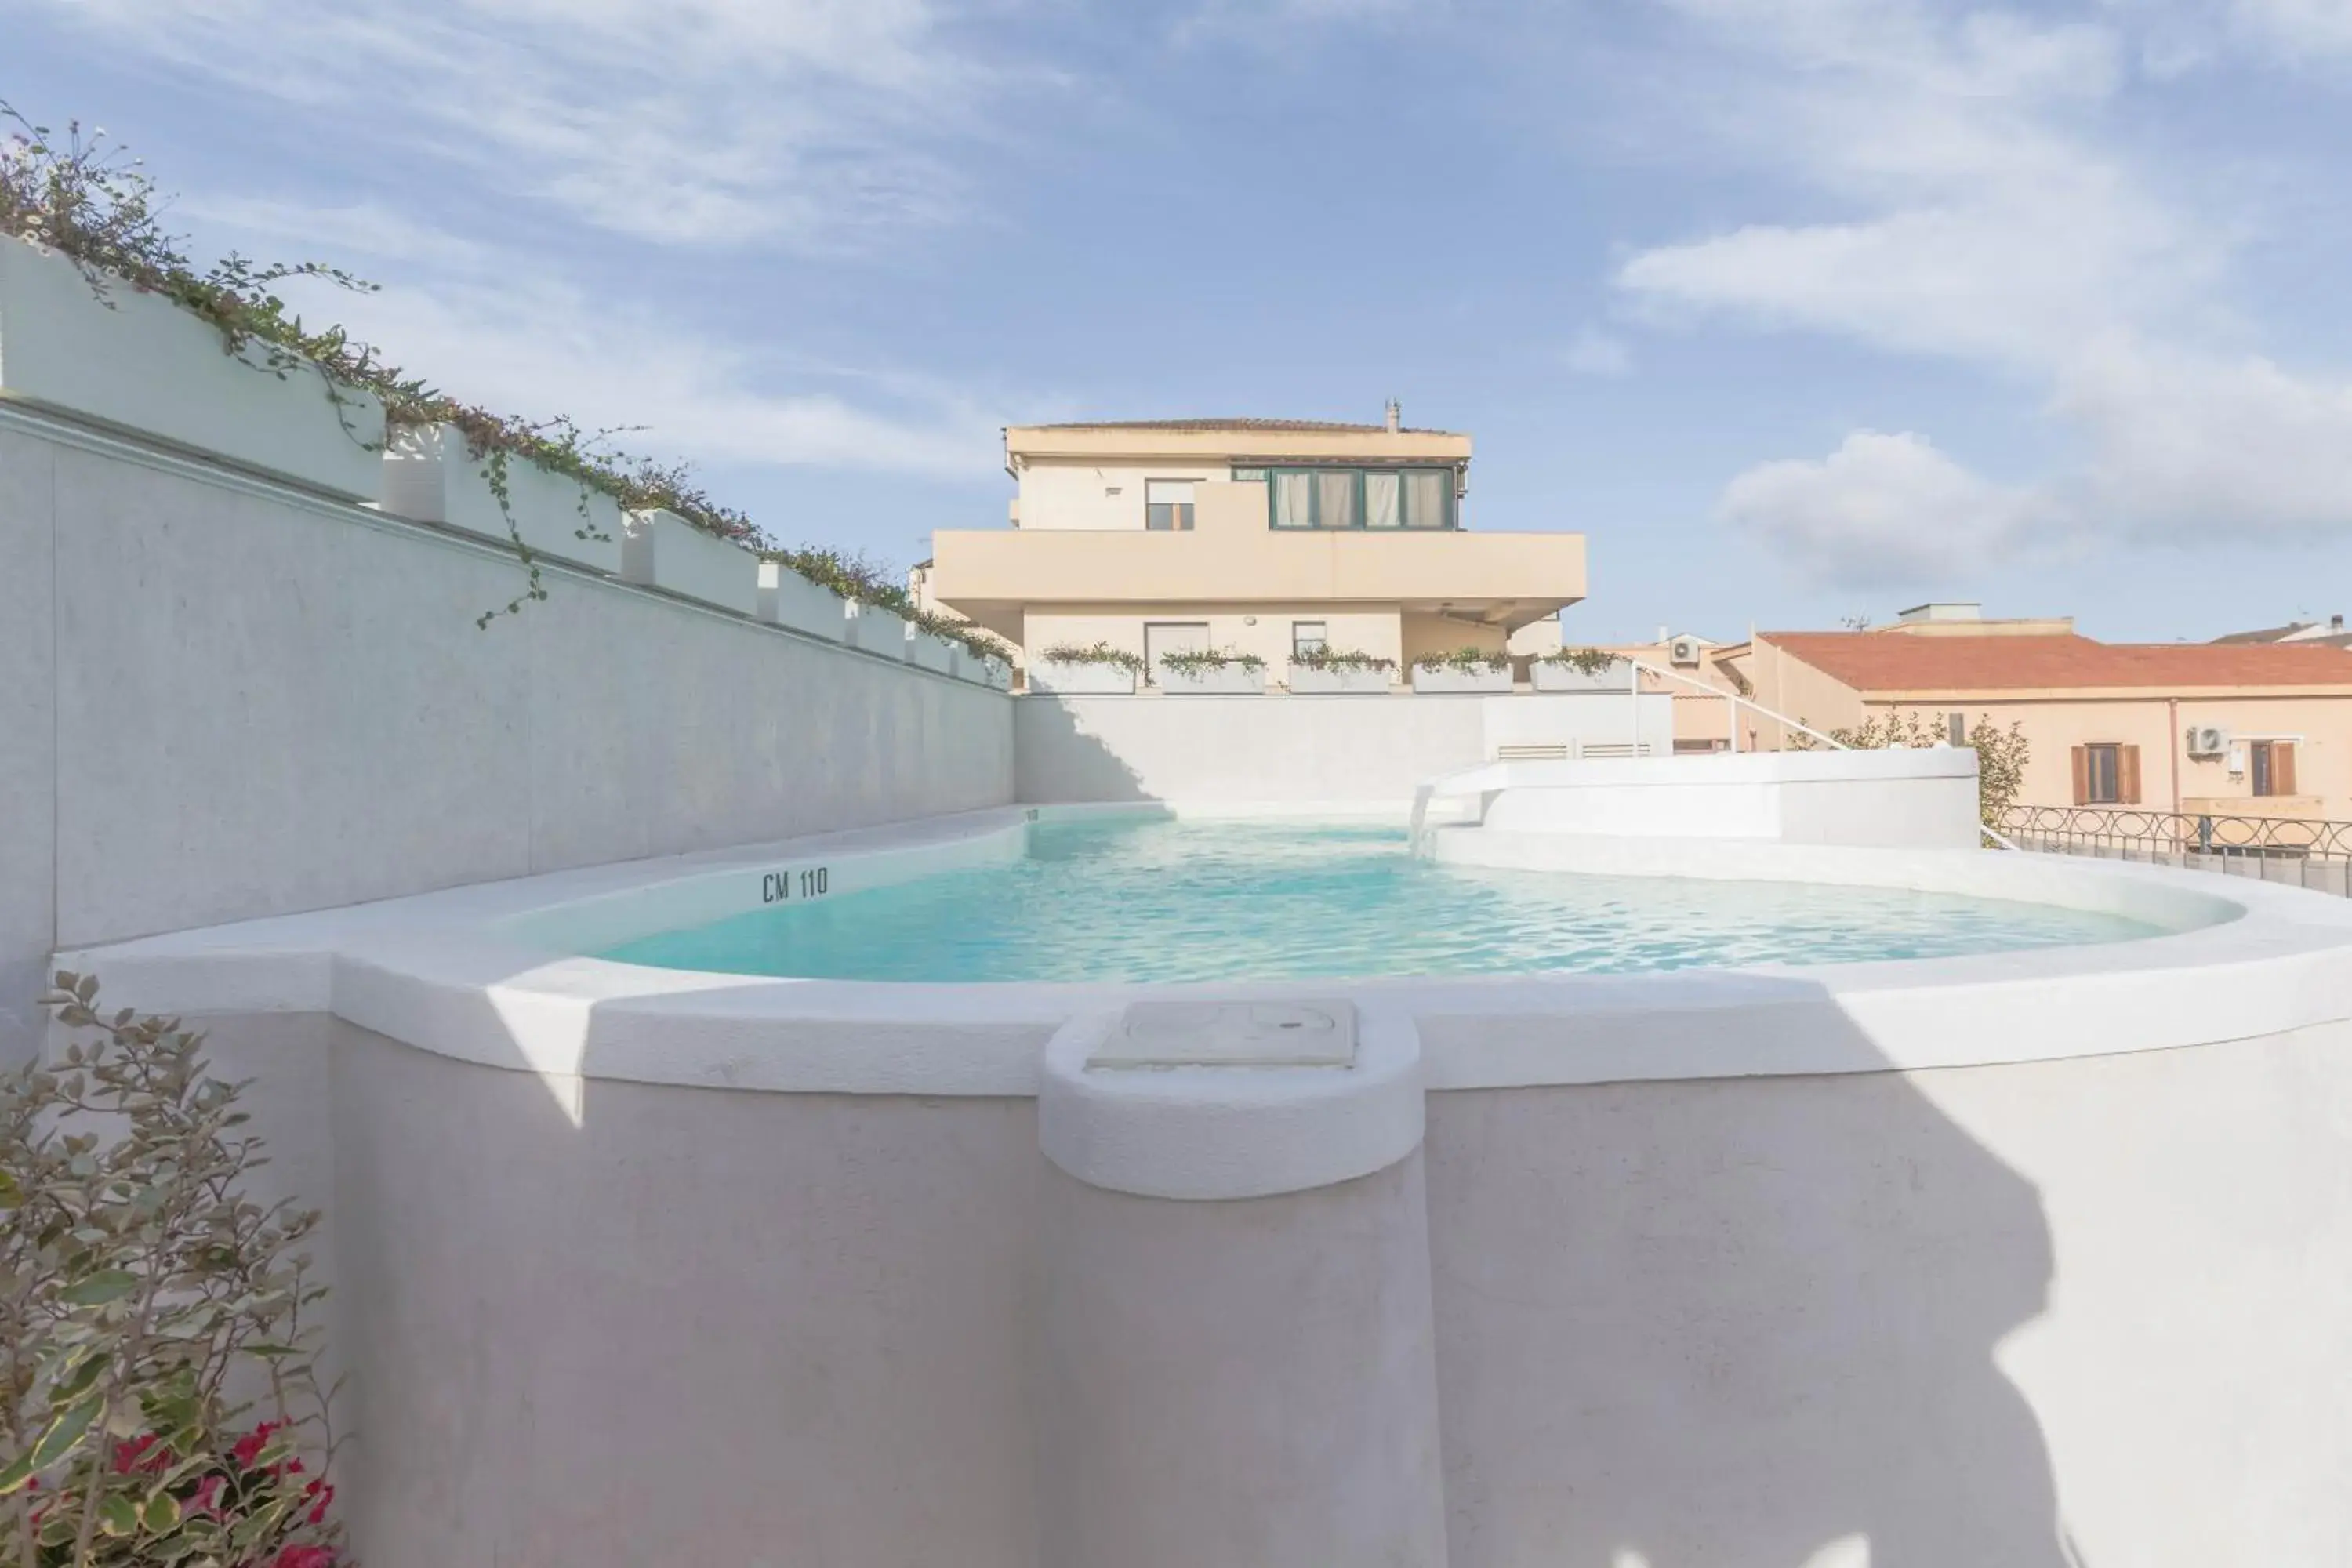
[2057,337,2352,538]
[2230,0,2352,60]
[300,270,1008,478]
[1719,430,2060,589]
[1611,0,2352,579]
[21,0,1028,249]
[1563,328,1631,376]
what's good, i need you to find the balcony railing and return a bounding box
[1995,804,2352,895]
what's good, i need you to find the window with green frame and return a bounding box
[1265,467,1455,530]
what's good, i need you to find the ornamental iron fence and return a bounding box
[1994,805,2352,896]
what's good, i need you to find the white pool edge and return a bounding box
[56,801,2352,1097]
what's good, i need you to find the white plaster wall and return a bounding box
[1016,692,1672,806]
[1422,1022,2352,1568]
[330,1023,1042,1568]
[0,405,1013,1062]
[1473,749,1983,848]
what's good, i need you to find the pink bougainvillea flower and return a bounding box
[303,1475,336,1525]
[268,1545,336,1568]
[111,1432,171,1473]
[190,1473,226,1519]
[232,1421,280,1468]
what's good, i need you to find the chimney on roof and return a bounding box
[1385,397,1400,434]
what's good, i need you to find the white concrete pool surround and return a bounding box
[59,799,2352,1114]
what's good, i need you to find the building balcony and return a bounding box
[925,521,1586,630]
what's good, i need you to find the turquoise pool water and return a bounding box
[597,818,2166,985]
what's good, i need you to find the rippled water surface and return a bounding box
[599,818,2163,983]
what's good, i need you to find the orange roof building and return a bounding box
[1713,607,2352,822]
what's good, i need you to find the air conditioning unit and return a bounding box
[2187,724,2229,758]
[1668,636,1703,668]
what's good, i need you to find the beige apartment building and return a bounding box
[912,412,1587,684]
[1713,604,2352,821]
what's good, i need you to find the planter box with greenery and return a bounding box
[1032,642,1143,695]
[757,560,847,641]
[1160,649,1267,695]
[1288,648,1396,695]
[380,420,627,574]
[620,507,760,615]
[844,599,913,659]
[0,232,387,499]
[1411,648,1513,694]
[952,645,1013,689]
[1532,648,1632,691]
[906,623,959,673]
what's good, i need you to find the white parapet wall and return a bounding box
[1428,746,1984,848]
[1018,690,1675,807]
[0,401,1014,1067]
[52,808,2352,1568]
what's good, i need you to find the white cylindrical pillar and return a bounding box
[1033,1001,1447,1568]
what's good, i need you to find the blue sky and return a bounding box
[13,0,2352,643]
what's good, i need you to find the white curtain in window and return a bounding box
[1364,471,1401,529]
[1274,471,1315,528]
[1316,470,1359,528]
[1403,470,1449,528]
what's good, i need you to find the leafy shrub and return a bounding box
[1159,648,1265,674]
[1040,641,1146,675]
[1413,646,1508,674]
[1290,647,1396,673]
[2,975,341,1568]
[1537,646,1623,675]
[0,104,1012,661]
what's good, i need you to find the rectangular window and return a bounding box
[1402,469,1453,528]
[1314,470,1359,530]
[2073,742,2140,805]
[1145,480,1196,532]
[1272,470,1316,528]
[1265,466,1459,528]
[1292,621,1327,659]
[1232,466,1269,483]
[2251,740,2298,797]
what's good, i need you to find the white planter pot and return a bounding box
[844,601,913,659]
[1032,662,1138,695]
[1288,664,1392,695]
[906,626,958,673]
[1411,665,1512,694]
[379,423,625,574]
[0,234,387,499]
[1532,661,1631,692]
[950,648,1012,690]
[619,509,760,615]
[757,562,846,642]
[1160,663,1267,695]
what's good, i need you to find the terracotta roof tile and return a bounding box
[1760,632,2352,691]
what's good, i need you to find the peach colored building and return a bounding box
[913,412,1586,687]
[1714,605,2352,821]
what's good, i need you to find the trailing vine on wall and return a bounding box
[0,103,1011,662]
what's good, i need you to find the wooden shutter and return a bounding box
[2118,745,2142,805]
[2276,742,2298,797]
[2071,746,2089,805]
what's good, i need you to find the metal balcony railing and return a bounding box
[1996,805,2352,896]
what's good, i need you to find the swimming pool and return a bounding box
[597,816,2163,983]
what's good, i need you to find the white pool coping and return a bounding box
[57,801,2352,1095]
